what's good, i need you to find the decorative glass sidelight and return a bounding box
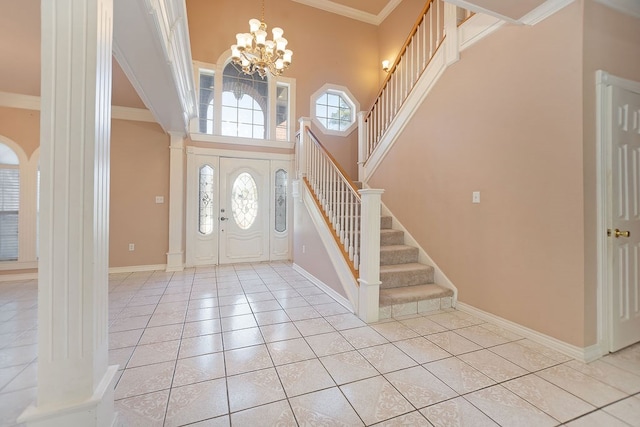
[274,169,287,232]
[232,172,258,229]
[198,165,215,234]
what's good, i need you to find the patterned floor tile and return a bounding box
[290,387,364,426]
[421,396,499,427]
[341,376,414,425]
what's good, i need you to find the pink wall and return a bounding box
[0,108,170,271]
[369,3,587,346]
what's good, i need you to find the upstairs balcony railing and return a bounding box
[362,0,446,162]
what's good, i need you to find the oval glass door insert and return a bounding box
[231,172,258,229]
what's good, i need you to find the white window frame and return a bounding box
[191,54,296,150]
[311,83,360,137]
[0,136,39,271]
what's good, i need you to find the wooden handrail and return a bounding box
[365,0,435,121]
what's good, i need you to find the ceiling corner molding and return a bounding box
[444,0,521,24]
[520,0,576,25]
[0,91,156,123]
[376,0,402,23]
[594,0,640,19]
[112,106,157,122]
[291,0,400,25]
[0,91,40,111]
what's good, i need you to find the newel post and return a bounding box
[357,111,367,182]
[297,117,311,179]
[444,3,460,65]
[358,188,384,323]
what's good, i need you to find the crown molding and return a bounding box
[594,0,640,19]
[290,0,401,25]
[520,0,575,25]
[0,91,156,123]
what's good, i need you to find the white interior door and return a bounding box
[609,84,640,351]
[219,157,270,264]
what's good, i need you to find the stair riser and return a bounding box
[380,230,404,245]
[380,216,392,229]
[380,268,434,289]
[380,247,418,265]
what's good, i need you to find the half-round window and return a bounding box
[232,172,258,229]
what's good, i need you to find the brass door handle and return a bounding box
[608,228,631,238]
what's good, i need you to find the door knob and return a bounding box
[220,216,228,221]
[609,228,631,238]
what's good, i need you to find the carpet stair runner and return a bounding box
[378,215,453,318]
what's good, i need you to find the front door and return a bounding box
[218,157,270,264]
[609,84,640,351]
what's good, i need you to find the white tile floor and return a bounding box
[1,262,639,426]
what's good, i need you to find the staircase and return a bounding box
[378,214,453,319]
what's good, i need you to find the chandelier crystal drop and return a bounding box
[230,0,293,78]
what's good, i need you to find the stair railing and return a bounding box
[297,118,383,322]
[360,0,447,166]
[301,125,362,275]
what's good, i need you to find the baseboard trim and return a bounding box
[292,263,355,313]
[456,302,603,362]
[108,264,167,274]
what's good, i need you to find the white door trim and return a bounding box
[595,70,640,356]
[185,147,294,267]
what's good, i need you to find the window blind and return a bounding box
[0,167,19,261]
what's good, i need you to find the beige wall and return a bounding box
[186,0,381,179]
[110,120,170,267]
[369,3,587,346]
[582,1,640,344]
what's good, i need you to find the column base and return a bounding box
[18,365,119,427]
[166,251,184,272]
[358,278,381,323]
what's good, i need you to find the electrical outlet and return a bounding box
[128,243,135,251]
[302,245,306,254]
[472,191,481,204]
[155,196,164,204]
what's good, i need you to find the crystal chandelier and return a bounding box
[230,0,293,78]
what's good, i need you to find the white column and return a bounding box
[166,132,185,272]
[19,0,117,426]
[358,188,384,323]
[444,3,460,66]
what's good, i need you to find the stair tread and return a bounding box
[379,284,453,307]
[380,262,432,273]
